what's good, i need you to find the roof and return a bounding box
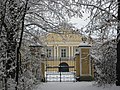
[79,42,91,47]
[29,42,44,47]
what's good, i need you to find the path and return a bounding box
[33,82,120,90]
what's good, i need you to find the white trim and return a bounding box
[71,46,74,57]
[47,45,80,47]
[57,46,59,60]
[54,46,56,60]
[45,42,80,45]
[69,46,71,59]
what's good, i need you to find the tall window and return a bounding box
[61,48,67,58]
[74,47,79,55]
[46,48,52,58]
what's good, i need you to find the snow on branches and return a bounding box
[91,39,117,86]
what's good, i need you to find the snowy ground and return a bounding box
[33,82,120,90]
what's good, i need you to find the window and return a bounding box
[75,48,79,53]
[46,48,52,58]
[74,47,79,55]
[61,48,67,58]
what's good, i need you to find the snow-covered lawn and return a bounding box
[33,82,120,90]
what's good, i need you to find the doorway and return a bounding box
[59,62,69,72]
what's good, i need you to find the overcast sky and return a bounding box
[69,12,90,29]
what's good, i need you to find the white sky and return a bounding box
[69,13,90,29]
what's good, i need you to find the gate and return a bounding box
[45,57,76,82]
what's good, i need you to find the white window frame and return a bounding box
[60,48,67,58]
[46,48,52,58]
[74,47,79,55]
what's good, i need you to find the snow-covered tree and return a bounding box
[0,0,29,90]
[0,0,83,90]
[91,39,117,86]
[73,0,118,86]
[0,0,119,89]
[23,0,119,86]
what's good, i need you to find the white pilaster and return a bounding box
[71,46,74,57]
[69,46,71,59]
[57,46,59,60]
[54,46,56,60]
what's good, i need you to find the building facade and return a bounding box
[42,28,94,81]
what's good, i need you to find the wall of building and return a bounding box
[81,48,90,76]
[45,60,75,72]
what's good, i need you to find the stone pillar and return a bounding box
[79,42,91,76]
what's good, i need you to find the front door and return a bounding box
[59,62,69,72]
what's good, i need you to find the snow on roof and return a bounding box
[29,42,44,47]
[79,41,91,47]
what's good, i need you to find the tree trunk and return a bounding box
[116,0,120,86]
[15,0,29,90]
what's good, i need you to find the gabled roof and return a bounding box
[44,27,82,43]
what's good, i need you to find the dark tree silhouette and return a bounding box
[116,0,120,86]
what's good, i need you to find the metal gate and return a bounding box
[45,57,76,82]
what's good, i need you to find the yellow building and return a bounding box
[42,27,94,81]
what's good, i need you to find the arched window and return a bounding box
[59,62,69,72]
